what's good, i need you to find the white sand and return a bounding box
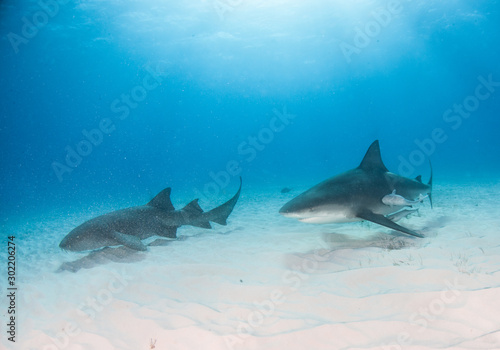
[2,181,500,350]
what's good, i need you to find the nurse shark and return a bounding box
[60,178,242,251]
[279,141,432,238]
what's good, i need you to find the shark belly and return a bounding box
[296,209,359,224]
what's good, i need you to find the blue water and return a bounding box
[1,0,500,221]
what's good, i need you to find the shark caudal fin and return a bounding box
[428,160,433,209]
[204,177,242,225]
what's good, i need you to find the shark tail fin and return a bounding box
[428,160,433,209]
[204,177,242,225]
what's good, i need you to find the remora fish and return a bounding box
[382,190,428,207]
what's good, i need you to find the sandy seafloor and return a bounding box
[2,181,500,350]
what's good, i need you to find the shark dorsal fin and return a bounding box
[415,175,422,183]
[181,199,211,228]
[182,199,204,215]
[358,140,388,172]
[147,188,175,211]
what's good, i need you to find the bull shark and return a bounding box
[279,141,432,238]
[59,178,242,252]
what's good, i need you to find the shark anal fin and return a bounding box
[356,210,424,238]
[191,221,212,229]
[111,231,148,251]
[147,188,175,211]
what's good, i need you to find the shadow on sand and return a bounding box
[284,215,452,270]
[57,238,172,273]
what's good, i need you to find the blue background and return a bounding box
[1,0,499,220]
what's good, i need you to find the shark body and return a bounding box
[279,141,432,238]
[60,178,242,251]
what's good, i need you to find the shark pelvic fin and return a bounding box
[358,140,389,172]
[356,210,424,238]
[111,231,148,251]
[147,188,175,211]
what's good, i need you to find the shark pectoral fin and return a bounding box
[111,232,147,251]
[356,211,424,238]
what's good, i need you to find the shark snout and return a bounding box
[280,195,353,224]
[59,235,75,251]
[279,199,315,219]
[279,201,297,217]
[59,227,90,252]
[279,209,303,218]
